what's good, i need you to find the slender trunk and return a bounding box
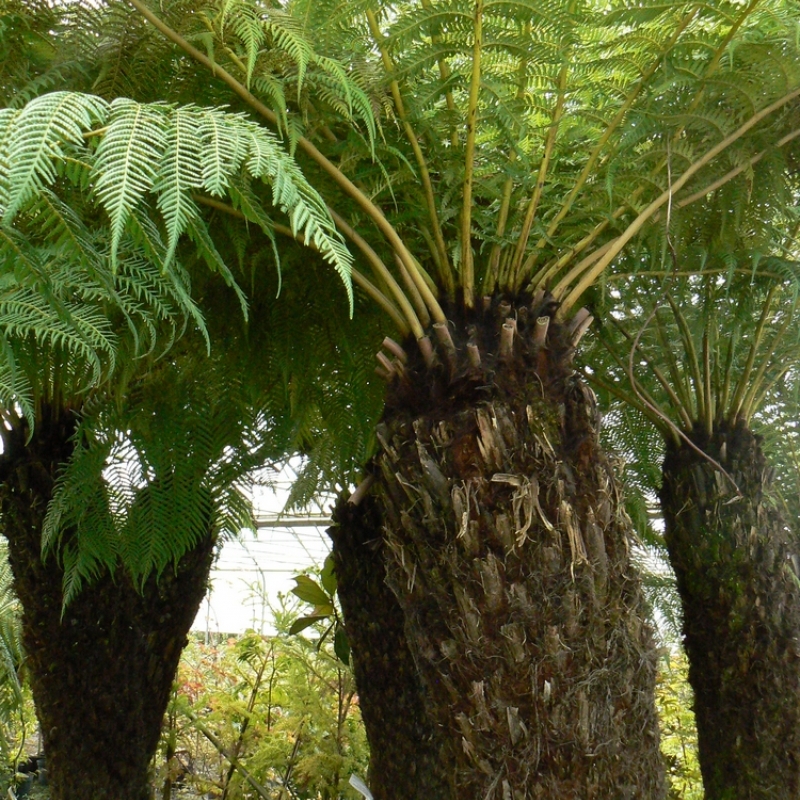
[363,297,665,798]
[0,406,214,800]
[330,495,456,800]
[661,420,800,799]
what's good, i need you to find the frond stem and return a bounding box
[328,209,424,339]
[538,7,698,260]
[666,293,705,424]
[667,0,762,149]
[551,240,615,298]
[531,217,614,292]
[747,363,793,424]
[728,285,777,421]
[486,34,530,293]
[607,267,786,282]
[556,1,762,284]
[739,294,799,423]
[421,0,459,148]
[194,194,410,335]
[555,84,800,318]
[607,320,694,430]
[676,128,800,209]
[587,373,670,437]
[128,0,446,327]
[511,64,569,287]
[702,314,713,436]
[460,0,483,309]
[272,222,409,335]
[350,269,410,336]
[718,329,737,422]
[395,255,431,329]
[653,309,695,421]
[484,169,516,294]
[365,8,453,294]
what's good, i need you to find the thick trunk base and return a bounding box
[365,298,665,799]
[661,421,800,799]
[330,495,456,800]
[0,409,214,800]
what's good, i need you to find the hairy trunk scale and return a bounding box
[342,296,665,799]
[0,406,214,800]
[661,421,800,799]
[330,496,456,800]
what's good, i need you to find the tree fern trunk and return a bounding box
[661,421,800,799]
[0,406,213,800]
[363,298,665,798]
[330,495,456,800]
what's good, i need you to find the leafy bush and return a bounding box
[656,652,703,799]
[156,599,369,800]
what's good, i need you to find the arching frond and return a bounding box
[0,92,107,221]
[0,91,353,302]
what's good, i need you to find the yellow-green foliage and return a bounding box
[657,652,703,800]
[159,605,369,800]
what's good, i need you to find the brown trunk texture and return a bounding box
[0,407,214,800]
[661,421,800,799]
[366,296,665,799]
[330,495,456,800]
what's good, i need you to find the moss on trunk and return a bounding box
[0,406,214,800]
[661,421,800,799]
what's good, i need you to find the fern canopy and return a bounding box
[2,0,800,593]
[0,91,353,304]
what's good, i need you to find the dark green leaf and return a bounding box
[291,574,330,606]
[288,615,327,635]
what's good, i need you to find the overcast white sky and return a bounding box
[192,464,335,636]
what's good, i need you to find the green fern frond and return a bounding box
[0,92,353,301]
[93,98,169,265]
[154,106,205,268]
[196,107,250,197]
[218,0,265,87]
[212,0,378,145]
[185,216,249,318]
[0,92,107,221]
[0,540,23,757]
[0,340,33,422]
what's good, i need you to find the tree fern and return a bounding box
[42,352,257,604]
[6,0,800,603]
[0,194,212,422]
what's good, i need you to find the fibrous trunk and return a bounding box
[330,495,456,800]
[362,296,665,799]
[661,421,800,799]
[0,407,214,800]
